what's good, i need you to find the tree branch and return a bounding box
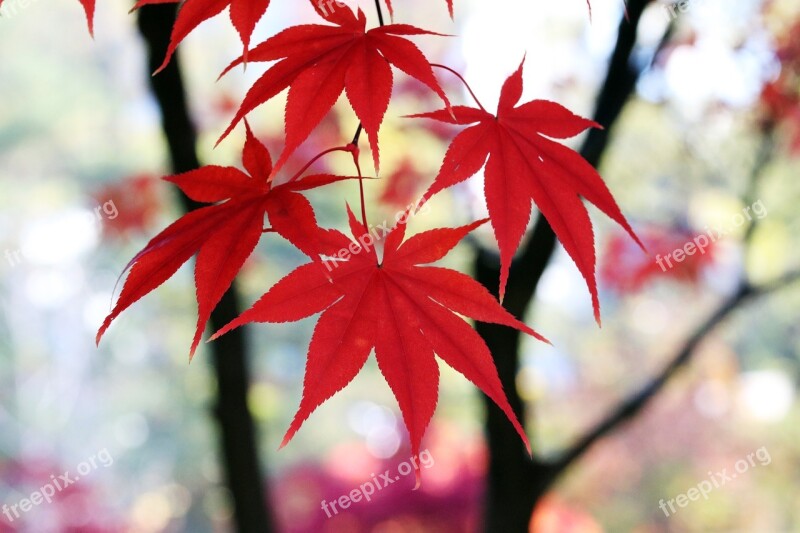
[550,269,800,473]
[479,1,666,529]
[548,109,787,476]
[136,6,275,532]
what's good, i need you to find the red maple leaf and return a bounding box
[96,124,358,357]
[411,58,641,320]
[132,0,271,73]
[212,211,546,481]
[218,4,450,174]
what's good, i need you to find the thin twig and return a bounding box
[546,130,791,477]
[431,63,486,112]
[374,0,385,26]
[549,268,800,472]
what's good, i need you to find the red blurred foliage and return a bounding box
[213,92,240,118]
[272,466,481,533]
[92,174,165,240]
[600,226,716,293]
[379,159,427,209]
[0,458,125,532]
[759,20,800,153]
[269,438,604,533]
[268,420,493,533]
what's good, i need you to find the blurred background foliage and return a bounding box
[0,0,798,531]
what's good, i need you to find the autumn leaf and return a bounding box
[218,4,450,174]
[212,210,546,483]
[131,0,271,74]
[96,124,358,357]
[410,58,642,320]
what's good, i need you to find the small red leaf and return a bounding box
[219,5,449,174]
[98,137,357,356]
[413,58,641,318]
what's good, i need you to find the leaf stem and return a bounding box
[347,0,384,230]
[287,146,351,183]
[431,63,486,112]
[334,2,382,230]
[346,142,369,229]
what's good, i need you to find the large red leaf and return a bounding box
[411,59,642,320]
[213,213,546,482]
[218,5,450,173]
[97,126,359,357]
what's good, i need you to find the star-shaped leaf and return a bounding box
[218,4,450,174]
[97,124,357,357]
[213,211,546,482]
[411,58,642,320]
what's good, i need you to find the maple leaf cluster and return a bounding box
[91,0,632,474]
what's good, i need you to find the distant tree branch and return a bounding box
[549,268,800,474]
[546,127,794,478]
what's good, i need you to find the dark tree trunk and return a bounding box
[478,1,665,531]
[136,6,275,533]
